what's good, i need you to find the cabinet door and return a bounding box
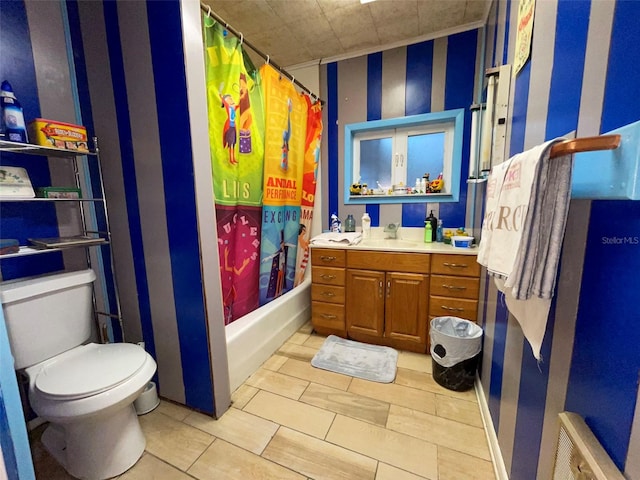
[346,269,385,337]
[384,272,429,345]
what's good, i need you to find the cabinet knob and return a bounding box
[321,291,335,297]
[321,274,336,280]
[320,255,337,262]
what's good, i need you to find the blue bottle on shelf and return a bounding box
[0,80,28,143]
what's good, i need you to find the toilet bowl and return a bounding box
[0,270,157,479]
[27,343,156,479]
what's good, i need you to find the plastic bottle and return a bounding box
[330,213,342,233]
[426,210,438,242]
[0,81,28,143]
[344,214,356,232]
[361,212,371,238]
[436,219,444,242]
[424,221,433,243]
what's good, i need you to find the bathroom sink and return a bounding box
[361,239,419,248]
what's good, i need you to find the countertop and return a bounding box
[310,227,478,256]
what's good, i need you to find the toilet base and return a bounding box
[42,403,145,479]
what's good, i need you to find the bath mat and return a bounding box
[311,335,398,383]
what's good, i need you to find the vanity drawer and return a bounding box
[311,248,346,267]
[312,302,346,331]
[430,275,480,299]
[429,295,478,321]
[311,284,345,304]
[430,254,480,277]
[312,266,346,286]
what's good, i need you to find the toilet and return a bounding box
[0,269,157,480]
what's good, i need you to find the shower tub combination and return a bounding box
[225,278,311,391]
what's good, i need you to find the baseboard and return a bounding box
[475,377,509,480]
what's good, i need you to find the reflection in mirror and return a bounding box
[344,109,464,204]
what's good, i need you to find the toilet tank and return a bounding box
[0,269,96,370]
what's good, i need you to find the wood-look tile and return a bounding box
[326,415,438,479]
[118,453,192,479]
[395,368,477,402]
[155,399,192,421]
[139,410,213,471]
[279,358,352,390]
[287,332,311,345]
[277,342,319,362]
[302,333,327,350]
[231,384,259,409]
[397,351,432,374]
[386,405,490,461]
[376,462,428,480]
[300,382,389,426]
[188,439,305,480]
[298,320,314,334]
[262,427,377,480]
[348,378,436,414]
[184,407,278,455]
[244,390,335,439]
[262,354,289,371]
[435,394,483,428]
[438,446,496,480]
[245,368,309,400]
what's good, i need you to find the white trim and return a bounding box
[475,376,509,480]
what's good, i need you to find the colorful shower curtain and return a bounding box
[294,96,323,286]
[258,64,308,305]
[204,18,265,324]
[203,15,322,322]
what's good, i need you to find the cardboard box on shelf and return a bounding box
[28,119,89,152]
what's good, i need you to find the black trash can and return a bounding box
[430,316,483,391]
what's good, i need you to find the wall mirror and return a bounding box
[344,109,464,204]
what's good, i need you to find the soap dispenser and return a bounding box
[426,210,437,242]
[424,221,433,243]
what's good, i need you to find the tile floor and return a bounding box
[30,322,496,480]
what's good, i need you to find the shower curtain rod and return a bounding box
[199,2,325,105]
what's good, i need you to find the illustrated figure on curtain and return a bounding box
[281,98,292,170]
[220,90,238,165]
[262,229,295,299]
[294,223,310,285]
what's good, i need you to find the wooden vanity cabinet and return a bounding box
[311,248,347,336]
[345,251,430,353]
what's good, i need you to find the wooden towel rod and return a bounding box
[550,134,621,158]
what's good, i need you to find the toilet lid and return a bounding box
[34,343,148,400]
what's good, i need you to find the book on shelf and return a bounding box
[28,235,106,248]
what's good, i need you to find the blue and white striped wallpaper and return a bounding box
[321,28,482,233]
[480,1,640,479]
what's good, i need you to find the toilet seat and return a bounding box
[34,343,148,401]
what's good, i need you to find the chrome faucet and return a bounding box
[383,223,400,239]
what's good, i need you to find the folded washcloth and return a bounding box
[310,232,362,246]
[477,139,574,359]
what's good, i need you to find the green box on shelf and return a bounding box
[37,187,82,199]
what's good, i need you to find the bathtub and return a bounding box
[225,277,311,392]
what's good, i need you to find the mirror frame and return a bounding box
[344,109,465,204]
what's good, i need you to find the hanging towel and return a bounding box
[310,232,362,246]
[477,139,574,359]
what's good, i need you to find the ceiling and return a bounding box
[205,0,491,68]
